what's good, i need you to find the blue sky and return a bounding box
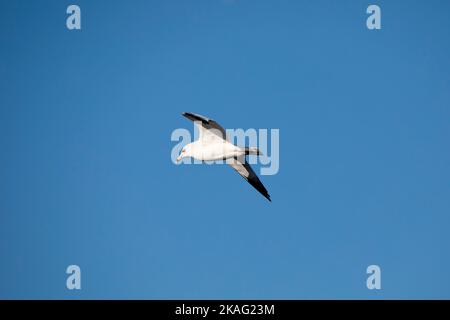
[1,0,449,299]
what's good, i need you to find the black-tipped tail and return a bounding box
[244,147,261,155]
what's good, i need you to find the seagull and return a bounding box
[177,112,271,202]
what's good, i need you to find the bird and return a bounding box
[177,112,271,202]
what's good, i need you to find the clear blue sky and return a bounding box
[1,0,449,299]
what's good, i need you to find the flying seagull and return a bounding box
[177,112,271,202]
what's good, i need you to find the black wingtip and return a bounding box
[182,111,194,117]
[182,112,210,123]
[262,192,271,202]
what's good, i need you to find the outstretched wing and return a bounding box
[228,157,271,202]
[182,112,227,141]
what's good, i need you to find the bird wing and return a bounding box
[228,157,271,202]
[182,112,227,142]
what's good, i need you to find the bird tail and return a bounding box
[244,147,262,155]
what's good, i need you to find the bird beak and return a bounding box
[176,155,182,162]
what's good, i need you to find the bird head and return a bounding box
[176,145,191,162]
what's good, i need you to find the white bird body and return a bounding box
[185,140,244,161]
